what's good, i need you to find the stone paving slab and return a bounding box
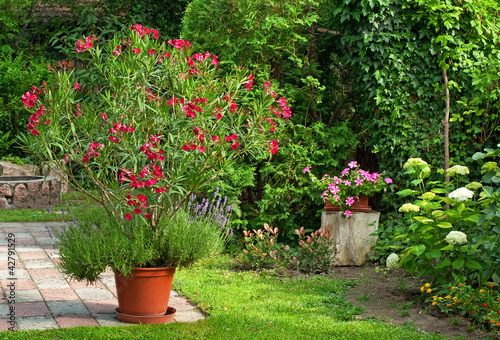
[0,222,206,331]
[16,316,58,330]
[47,301,89,315]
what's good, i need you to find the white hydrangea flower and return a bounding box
[446,165,470,176]
[399,203,420,213]
[448,187,474,202]
[403,158,428,169]
[420,192,436,200]
[420,166,431,178]
[466,182,482,191]
[386,253,399,270]
[445,231,467,246]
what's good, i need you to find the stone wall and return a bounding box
[0,176,61,210]
[0,161,69,193]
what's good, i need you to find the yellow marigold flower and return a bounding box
[426,289,432,293]
[438,297,443,300]
[420,286,425,292]
[451,286,455,290]
[433,296,437,300]
[453,297,458,301]
[446,303,452,307]
[425,283,430,288]
[432,302,437,306]
[480,289,485,293]
[445,295,451,299]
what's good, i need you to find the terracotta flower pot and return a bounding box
[114,266,177,324]
[324,195,371,212]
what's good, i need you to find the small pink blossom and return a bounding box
[341,168,349,177]
[348,161,358,168]
[355,178,363,186]
[344,210,352,217]
[384,178,393,184]
[344,180,351,186]
[133,48,140,54]
[73,82,81,91]
[148,49,155,55]
[303,166,311,173]
[345,197,355,206]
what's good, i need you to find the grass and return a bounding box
[0,200,461,339]
[0,256,460,339]
[0,191,105,223]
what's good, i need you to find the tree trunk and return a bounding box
[441,68,450,185]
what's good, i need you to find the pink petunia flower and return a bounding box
[348,161,358,168]
[303,166,311,173]
[344,210,352,217]
[345,197,355,206]
[384,178,393,184]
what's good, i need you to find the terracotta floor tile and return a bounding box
[0,318,17,331]
[1,279,36,290]
[12,302,51,317]
[0,260,24,270]
[16,251,50,260]
[40,289,80,301]
[31,232,51,238]
[55,315,99,328]
[16,239,36,245]
[28,268,63,279]
[83,299,118,314]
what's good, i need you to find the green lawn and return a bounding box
[0,256,456,339]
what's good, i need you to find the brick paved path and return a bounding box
[0,222,204,331]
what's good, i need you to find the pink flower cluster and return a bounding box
[245,74,254,91]
[182,98,207,119]
[119,135,170,220]
[181,127,240,153]
[76,35,97,54]
[269,140,279,155]
[82,142,104,163]
[130,24,159,39]
[269,97,291,120]
[108,121,135,143]
[167,39,191,50]
[24,86,45,136]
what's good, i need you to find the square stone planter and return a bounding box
[321,210,380,266]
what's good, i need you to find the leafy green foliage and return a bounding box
[388,152,500,286]
[0,52,52,157]
[182,0,360,237]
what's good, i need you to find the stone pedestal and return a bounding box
[321,210,380,266]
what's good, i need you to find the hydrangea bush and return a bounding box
[388,152,500,286]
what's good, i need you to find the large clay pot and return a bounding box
[114,266,177,324]
[324,195,371,212]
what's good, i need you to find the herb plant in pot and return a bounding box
[304,161,392,218]
[21,24,290,323]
